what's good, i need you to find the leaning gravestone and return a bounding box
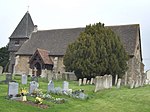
[29,81,39,94]
[22,74,27,84]
[8,82,19,97]
[48,80,54,92]
[63,81,69,91]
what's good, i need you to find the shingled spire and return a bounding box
[10,11,34,38]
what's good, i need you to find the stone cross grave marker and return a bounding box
[83,78,87,85]
[63,81,69,91]
[48,80,54,92]
[29,81,39,94]
[22,74,27,84]
[8,82,19,97]
[79,79,82,86]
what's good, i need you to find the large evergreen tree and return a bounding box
[64,22,128,79]
[0,45,9,72]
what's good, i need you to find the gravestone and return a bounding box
[94,76,99,92]
[108,75,112,88]
[31,76,38,82]
[48,80,54,92]
[8,82,19,97]
[130,80,135,89]
[83,78,87,85]
[117,78,121,89]
[0,66,3,74]
[29,81,39,94]
[87,80,90,84]
[6,73,12,83]
[135,76,139,88]
[90,78,93,85]
[115,75,118,85]
[22,74,27,84]
[63,81,69,91]
[79,79,82,86]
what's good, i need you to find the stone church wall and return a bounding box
[14,55,30,75]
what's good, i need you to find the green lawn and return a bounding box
[0,75,150,112]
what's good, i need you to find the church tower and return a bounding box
[8,11,34,73]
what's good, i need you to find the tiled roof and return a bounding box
[10,11,34,38]
[16,24,140,56]
[37,48,53,64]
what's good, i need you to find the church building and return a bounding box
[8,11,144,81]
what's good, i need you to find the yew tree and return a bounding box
[63,22,128,79]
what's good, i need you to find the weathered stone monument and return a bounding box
[48,80,54,92]
[21,74,27,84]
[29,81,39,94]
[8,82,19,97]
[63,81,69,91]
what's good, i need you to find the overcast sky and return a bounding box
[0,0,150,71]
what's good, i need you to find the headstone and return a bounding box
[0,66,3,74]
[79,79,82,86]
[6,73,12,83]
[63,81,69,91]
[124,72,127,86]
[130,80,135,89]
[22,74,27,84]
[48,80,54,92]
[29,81,39,94]
[8,82,19,97]
[103,75,107,88]
[31,76,38,82]
[117,78,121,89]
[115,75,118,85]
[90,78,93,85]
[108,75,112,88]
[135,76,139,88]
[83,78,87,85]
[87,80,90,84]
[94,76,99,92]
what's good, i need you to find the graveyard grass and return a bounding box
[0,75,150,112]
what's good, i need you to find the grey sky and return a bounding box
[0,0,150,71]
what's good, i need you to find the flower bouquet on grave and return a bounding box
[35,97,43,104]
[20,88,28,101]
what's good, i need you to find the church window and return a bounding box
[14,40,19,46]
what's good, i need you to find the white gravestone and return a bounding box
[29,81,39,94]
[79,79,82,86]
[63,81,69,91]
[0,66,3,74]
[83,78,87,85]
[22,74,27,84]
[115,75,118,85]
[117,78,121,89]
[90,78,94,85]
[8,82,19,97]
[48,80,54,92]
